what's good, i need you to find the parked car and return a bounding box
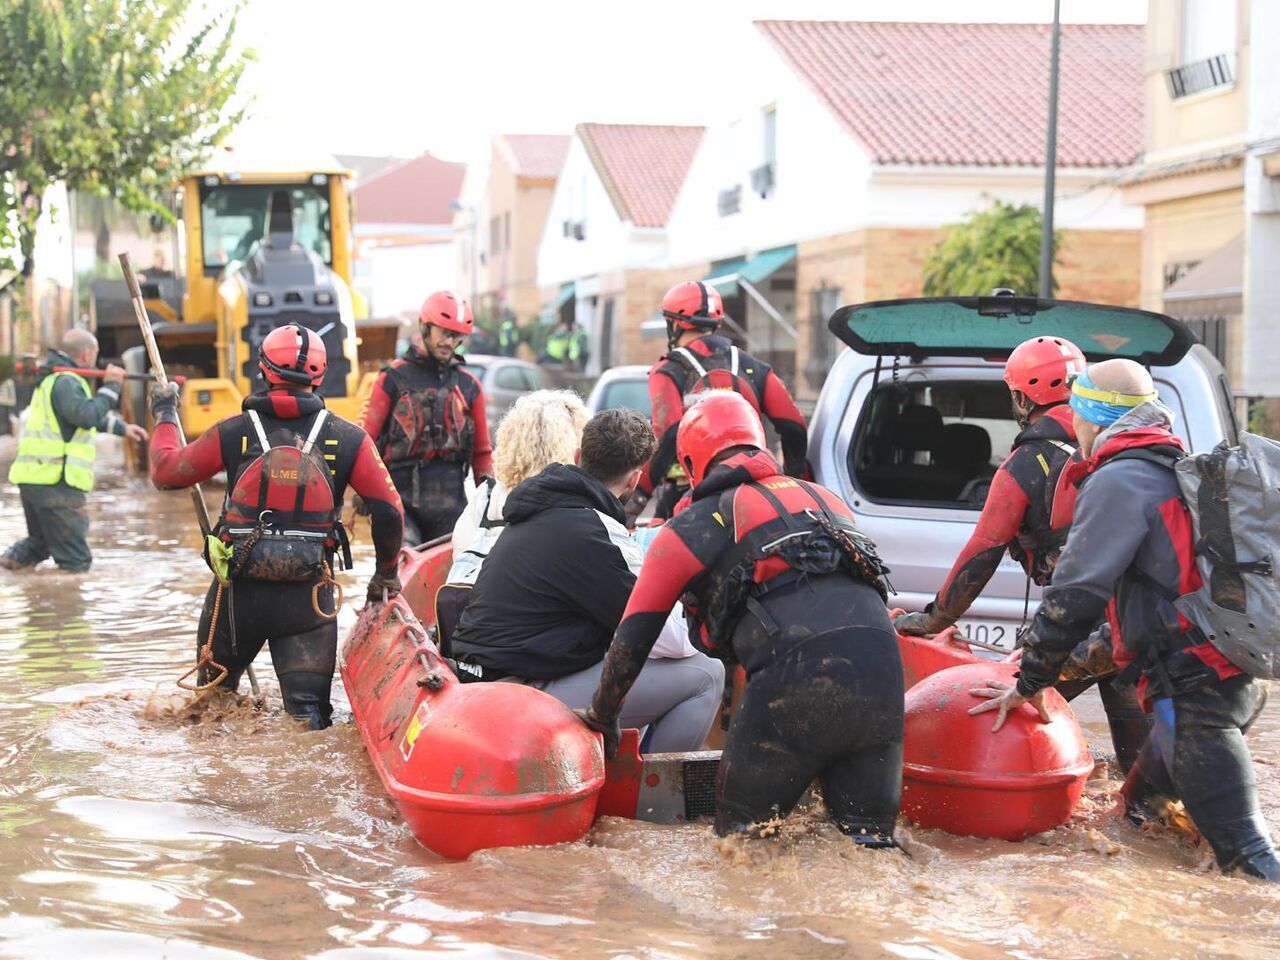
[808,294,1238,650]
[585,364,651,417]
[459,354,548,424]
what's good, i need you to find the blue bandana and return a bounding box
[1069,371,1158,427]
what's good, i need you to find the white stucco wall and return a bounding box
[536,135,670,289]
[361,241,455,319]
[665,25,873,266]
[665,23,1140,271]
[1240,0,1280,396]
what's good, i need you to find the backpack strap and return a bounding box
[302,409,328,455]
[245,409,270,452]
[477,475,506,531]
[729,345,740,377]
[671,346,708,379]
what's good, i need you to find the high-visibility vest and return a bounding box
[545,330,570,361]
[8,372,97,491]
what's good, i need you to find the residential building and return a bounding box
[1119,0,1280,401]
[537,123,704,373]
[664,20,1146,397]
[454,135,570,326]
[351,152,465,320]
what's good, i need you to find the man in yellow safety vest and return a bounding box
[2,329,148,572]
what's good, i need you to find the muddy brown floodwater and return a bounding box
[1,444,1278,959]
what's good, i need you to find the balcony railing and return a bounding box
[1166,53,1235,99]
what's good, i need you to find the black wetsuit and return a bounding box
[590,450,903,842]
[151,390,404,729]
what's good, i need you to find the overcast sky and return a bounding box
[228,0,1147,165]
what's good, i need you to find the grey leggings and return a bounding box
[535,653,725,753]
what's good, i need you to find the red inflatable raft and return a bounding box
[347,542,1093,849]
[340,566,604,860]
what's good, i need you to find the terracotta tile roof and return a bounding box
[756,20,1143,168]
[498,134,570,180]
[351,152,465,225]
[578,123,705,227]
[1119,148,1244,186]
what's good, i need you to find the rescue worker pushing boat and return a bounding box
[971,358,1280,881]
[361,291,493,544]
[582,391,903,843]
[895,335,1151,772]
[3,329,149,572]
[150,324,404,729]
[633,281,809,520]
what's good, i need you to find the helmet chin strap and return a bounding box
[666,318,680,352]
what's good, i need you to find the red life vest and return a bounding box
[220,409,345,582]
[690,475,890,668]
[382,361,476,465]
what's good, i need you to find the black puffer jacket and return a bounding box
[450,464,638,680]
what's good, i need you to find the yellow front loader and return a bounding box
[91,152,398,438]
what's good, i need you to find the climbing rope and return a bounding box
[311,559,343,620]
[176,579,230,704]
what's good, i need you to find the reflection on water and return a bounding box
[1,449,1277,959]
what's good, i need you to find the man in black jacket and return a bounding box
[451,408,723,753]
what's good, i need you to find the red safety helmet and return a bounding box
[259,323,327,387]
[1004,335,1086,407]
[677,391,767,487]
[661,281,725,334]
[419,290,474,335]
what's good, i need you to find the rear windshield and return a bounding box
[850,380,1020,508]
[600,379,651,417]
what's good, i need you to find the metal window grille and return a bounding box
[1184,314,1228,366]
[804,284,841,393]
[1166,53,1235,99]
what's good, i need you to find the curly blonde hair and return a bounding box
[493,389,589,490]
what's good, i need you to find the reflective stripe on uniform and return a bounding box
[8,372,97,491]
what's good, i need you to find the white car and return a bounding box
[809,293,1237,650]
[586,364,651,418]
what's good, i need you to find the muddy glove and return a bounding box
[894,605,956,637]
[366,570,402,604]
[351,494,370,518]
[574,707,621,760]
[150,381,181,427]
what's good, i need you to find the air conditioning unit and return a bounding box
[572,222,586,241]
[562,219,574,238]
[750,163,775,197]
[718,185,742,217]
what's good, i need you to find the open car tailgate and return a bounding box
[828,295,1196,367]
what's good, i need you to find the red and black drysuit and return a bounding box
[1015,418,1278,880]
[905,404,1151,772]
[590,450,903,842]
[640,334,808,518]
[361,346,492,545]
[151,389,403,729]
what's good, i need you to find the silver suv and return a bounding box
[808,294,1238,649]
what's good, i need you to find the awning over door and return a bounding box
[1163,233,1243,308]
[539,281,576,323]
[704,245,797,290]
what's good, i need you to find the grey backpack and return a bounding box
[1169,433,1280,679]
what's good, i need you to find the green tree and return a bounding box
[0,0,251,348]
[922,200,1062,298]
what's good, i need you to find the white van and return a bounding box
[808,294,1238,649]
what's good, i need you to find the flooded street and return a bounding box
[2,446,1278,959]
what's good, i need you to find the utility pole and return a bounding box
[1039,0,1062,300]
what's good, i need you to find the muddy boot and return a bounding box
[278,670,333,730]
[832,815,898,849]
[1099,678,1152,776]
[1236,849,1280,882]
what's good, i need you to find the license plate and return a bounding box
[955,619,1016,650]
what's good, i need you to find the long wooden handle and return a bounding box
[118,252,213,536]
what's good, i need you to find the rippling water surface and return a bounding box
[1,443,1278,959]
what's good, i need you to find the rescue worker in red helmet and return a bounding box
[893,335,1151,773]
[149,323,404,729]
[362,291,493,545]
[634,280,809,520]
[581,391,904,844]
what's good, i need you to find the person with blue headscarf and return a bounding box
[971,358,1279,881]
